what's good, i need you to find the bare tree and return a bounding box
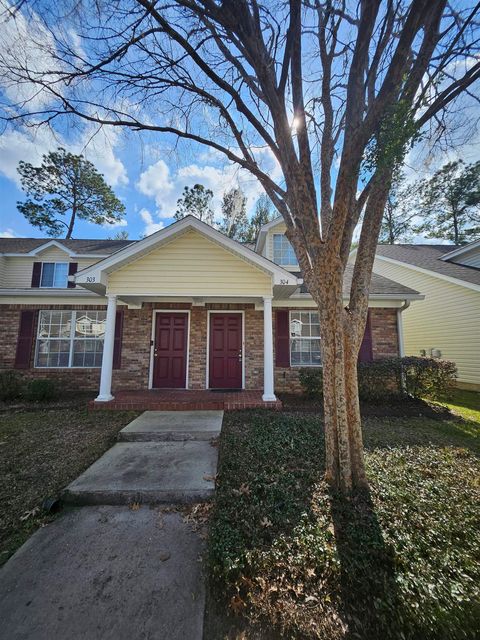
[2,0,479,492]
[379,172,417,244]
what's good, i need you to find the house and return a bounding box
[363,241,480,390]
[0,216,422,405]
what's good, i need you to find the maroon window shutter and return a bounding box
[31,262,42,288]
[67,262,78,288]
[358,311,373,362]
[275,310,290,367]
[112,310,124,369]
[15,311,37,369]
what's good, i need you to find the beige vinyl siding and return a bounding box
[450,248,480,268]
[0,256,5,287]
[265,221,299,270]
[107,229,272,296]
[373,257,480,386]
[1,252,98,288]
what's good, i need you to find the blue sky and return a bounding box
[0,2,479,242]
[0,124,276,240]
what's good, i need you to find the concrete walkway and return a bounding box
[64,410,221,505]
[0,410,223,640]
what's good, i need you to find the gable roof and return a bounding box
[255,215,284,253]
[374,244,480,289]
[292,265,420,298]
[0,237,134,257]
[439,238,480,261]
[75,216,300,292]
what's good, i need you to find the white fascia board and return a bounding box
[289,291,424,302]
[375,254,480,293]
[0,288,99,297]
[27,240,76,257]
[254,215,284,252]
[75,216,300,287]
[439,239,480,261]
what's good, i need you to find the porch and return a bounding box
[89,389,282,411]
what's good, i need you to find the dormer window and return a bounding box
[273,234,298,266]
[40,262,69,288]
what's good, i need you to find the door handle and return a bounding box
[238,351,242,361]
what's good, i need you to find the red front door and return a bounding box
[209,313,243,389]
[152,313,188,388]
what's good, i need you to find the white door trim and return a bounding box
[149,309,191,389]
[206,310,245,390]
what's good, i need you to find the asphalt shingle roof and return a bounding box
[0,238,135,255]
[375,244,480,287]
[293,264,420,297]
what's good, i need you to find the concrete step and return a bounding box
[118,410,223,442]
[62,441,218,506]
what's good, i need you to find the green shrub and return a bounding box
[0,370,24,401]
[24,379,58,402]
[358,358,403,402]
[298,356,457,402]
[298,367,323,399]
[403,356,457,399]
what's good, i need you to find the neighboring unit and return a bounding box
[0,216,422,404]
[357,241,480,390]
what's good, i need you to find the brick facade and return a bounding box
[0,303,399,395]
[273,307,400,393]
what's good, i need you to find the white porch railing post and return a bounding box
[96,294,117,402]
[262,295,276,402]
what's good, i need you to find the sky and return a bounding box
[0,123,276,240]
[0,1,479,242]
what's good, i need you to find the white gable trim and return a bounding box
[255,215,284,253]
[374,254,480,293]
[439,239,480,261]
[28,240,77,257]
[1,239,110,259]
[76,216,300,288]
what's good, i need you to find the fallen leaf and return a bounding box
[129,502,141,511]
[203,474,217,482]
[260,516,273,528]
[230,595,246,615]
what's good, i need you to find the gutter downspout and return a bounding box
[397,300,410,358]
[397,300,410,393]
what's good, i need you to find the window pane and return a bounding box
[53,263,68,288]
[273,234,298,266]
[36,339,70,367]
[36,309,107,369]
[75,311,106,338]
[40,263,55,287]
[290,337,322,366]
[73,338,104,367]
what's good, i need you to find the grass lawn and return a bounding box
[206,391,480,640]
[0,402,139,564]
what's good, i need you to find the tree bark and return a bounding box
[308,261,368,494]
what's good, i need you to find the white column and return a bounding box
[262,296,276,401]
[96,294,117,402]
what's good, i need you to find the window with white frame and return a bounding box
[272,234,298,266]
[40,262,69,288]
[35,310,106,368]
[290,311,321,366]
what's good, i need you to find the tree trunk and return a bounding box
[66,206,76,239]
[313,269,368,493]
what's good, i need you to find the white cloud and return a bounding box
[0,126,60,187]
[136,148,283,223]
[77,125,128,187]
[0,122,128,190]
[136,160,174,217]
[139,208,164,236]
[0,2,62,109]
[0,228,21,238]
